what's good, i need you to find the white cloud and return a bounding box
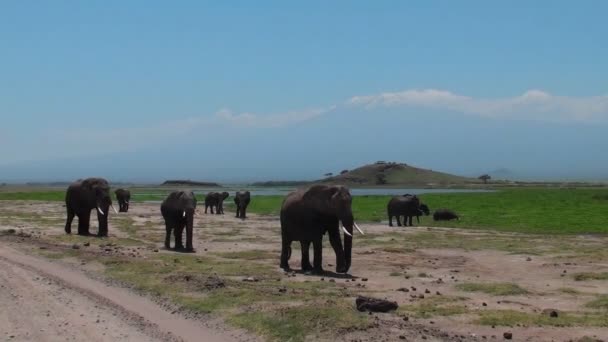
[4,88,607,166]
[347,89,608,123]
[215,106,335,127]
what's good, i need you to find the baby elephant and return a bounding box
[433,209,459,221]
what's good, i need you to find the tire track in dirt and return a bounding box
[0,243,236,342]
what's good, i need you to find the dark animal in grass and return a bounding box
[114,188,131,212]
[161,190,197,252]
[433,209,459,221]
[387,194,423,227]
[65,178,117,237]
[280,185,365,274]
[234,191,251,219]
[204,191,229,214]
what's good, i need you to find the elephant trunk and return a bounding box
[185,208,195,250]
[341,215,354,272]
[97,202,109,236]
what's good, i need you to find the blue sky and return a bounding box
[1,1,607,182]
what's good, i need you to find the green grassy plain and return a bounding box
[247,188,608,234]
[2,187,608,234]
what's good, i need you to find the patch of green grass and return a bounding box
[229,301,370,342]
[6,187,608,234]
[558,287,583,295]
[574,272,608,281]
[476,309,608,327]
[214,250,276,260]
[358,231,551,255]
[586,295,608,310]
[381,246,415,254]
[0,191,65,201]
[211,228,242,236]
[456,282,528,296]
[245,188,608,234]
[398,296,469,319]
[578,337,605,342]
[49,234,146,247]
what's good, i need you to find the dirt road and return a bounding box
[0,243,235,342]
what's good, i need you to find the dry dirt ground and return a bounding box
[1,201,607,342]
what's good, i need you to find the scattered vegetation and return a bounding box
[398,296,469,319]
[574,272,608,281]
[476,309,608,327]
[456,282,528,296]
[586,295,608,310]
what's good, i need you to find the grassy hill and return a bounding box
[319,162,476,186]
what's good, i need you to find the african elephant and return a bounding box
[387,194,423,227]
[161,191,197,252]
[234,191,251,219]
[433,209,459,221]
[114,188,131,212]
[280,185,365,274]
[205,191,229,214]
[65,178,117,237]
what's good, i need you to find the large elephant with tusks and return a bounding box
[65,178,118,237]
[280,185,365,274]
[161,191,197,252]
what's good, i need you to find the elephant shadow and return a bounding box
[163,246,196,253]
[292,269,355,279]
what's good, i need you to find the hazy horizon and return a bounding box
[2,2,607,183]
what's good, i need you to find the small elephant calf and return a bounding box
[433,209,459,221]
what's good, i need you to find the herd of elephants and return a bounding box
[64,177,459,274]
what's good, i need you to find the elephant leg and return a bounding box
[174,221,185,250]
[210,205,214,214]
[300,240,313,271]
[396,215,402,227]
[312,238,323,273]
[204,205,208,214]
[235,207,240,218]
[280,239,292,270]
[185,223,194,252]
[65,207,74,234]
[77,211,91,236]
[388,214,393,227]
[164,222,172,249]
[328,226,346,273]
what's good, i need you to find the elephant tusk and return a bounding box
[341,226,353,237]
[354,222,365,235]
[111,205,118,214]
[183,212,186,218]
[97,207,105,216]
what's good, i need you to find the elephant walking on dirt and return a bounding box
[161,191,197,252]
[205,192,229,214]
[387,194,424,227]
[65,178,118,237]
[280,185,364,274]
[234,191,251,219]
[114,188,131,212]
